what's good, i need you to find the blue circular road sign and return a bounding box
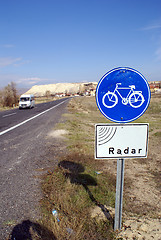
[96,67,151,123]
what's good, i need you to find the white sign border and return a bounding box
[95,67,151,123]
[95,123,149,159]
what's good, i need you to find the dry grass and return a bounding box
[40,94,161,239]
[35,96,59,104]
[40,96,117,239]
[123,95,161,217]
[41,154,116,239]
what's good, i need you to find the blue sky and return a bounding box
[0,0,161,88]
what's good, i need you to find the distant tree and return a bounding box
[2,82,19,107]
[45,90,51,98]
[11,82,19,103]
[0,90,3,107]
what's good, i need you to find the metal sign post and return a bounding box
[114,159,125,231]
[95,67,151,231]
[95,123,149,231]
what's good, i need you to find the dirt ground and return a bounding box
[101,98,161,239]
[92,150,161,239]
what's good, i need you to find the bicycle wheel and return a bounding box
[129,92,145,108]
[102,92,118,108]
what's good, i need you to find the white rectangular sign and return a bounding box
[95,123,149,159]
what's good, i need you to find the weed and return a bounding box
[41,96,117,239]
[154,131,161,138]
[3,220,17,226]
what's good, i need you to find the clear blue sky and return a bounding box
[0,0,161,88]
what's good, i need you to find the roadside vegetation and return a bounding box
[35,96,61,104]
[0,82,19,110]
[40,96,117,239]
[39,94,161,239]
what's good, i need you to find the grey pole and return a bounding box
[114,158,125,231]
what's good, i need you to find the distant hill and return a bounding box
[24,82,98,97]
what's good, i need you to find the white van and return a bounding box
[19,94,35,109]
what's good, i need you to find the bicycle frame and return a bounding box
[113,84,134,102]
[102,83,145,109]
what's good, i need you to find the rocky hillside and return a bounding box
[24,82,97,97]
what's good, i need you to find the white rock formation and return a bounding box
[24,82,97,97]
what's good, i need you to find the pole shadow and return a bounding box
[58,160,112,221]
[9,220,56,240]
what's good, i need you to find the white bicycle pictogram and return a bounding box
[102,83,145,108]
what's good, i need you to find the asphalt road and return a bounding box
[0,98,70,239]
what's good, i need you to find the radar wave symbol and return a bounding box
[98,126,117,145]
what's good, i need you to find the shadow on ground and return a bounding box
[9,220,56,240]
[58,160,113,221]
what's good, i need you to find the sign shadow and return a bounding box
[9,220,56,240]
[58,160,113,222]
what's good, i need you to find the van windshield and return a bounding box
[20,97,30,102]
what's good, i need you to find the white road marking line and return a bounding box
[0,99,68,136]
[2,112,17,118]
